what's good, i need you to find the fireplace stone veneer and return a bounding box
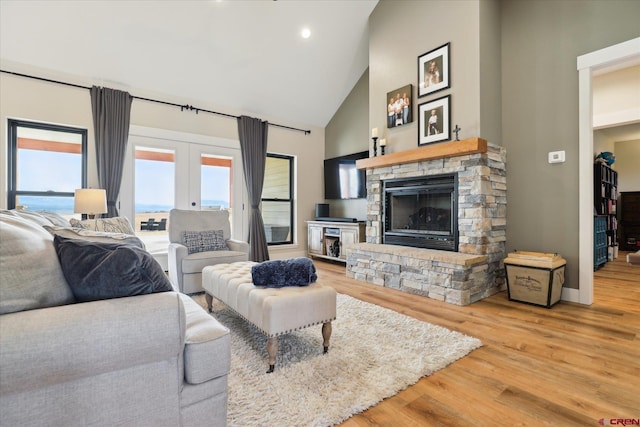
[345,140,506,305]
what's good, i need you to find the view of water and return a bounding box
[16,196,229,214]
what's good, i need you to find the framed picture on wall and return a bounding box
[386,84,413,128]
[418,95,450,146]
[417,42,450,98]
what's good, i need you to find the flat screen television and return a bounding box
[324,151,368,200]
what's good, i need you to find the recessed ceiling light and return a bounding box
[301,28,311,39]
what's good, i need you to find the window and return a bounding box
[7,119,87,216]
[262,154,294,245]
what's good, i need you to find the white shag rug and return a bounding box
[192,293,482,427]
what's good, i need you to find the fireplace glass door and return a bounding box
[383,174,458,251]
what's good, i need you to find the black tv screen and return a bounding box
[324,151,368,200]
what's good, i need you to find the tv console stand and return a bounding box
[306,220,365,262]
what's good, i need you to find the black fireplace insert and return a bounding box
[383,173,458,251]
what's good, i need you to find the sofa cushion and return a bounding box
[70,217,135,235]
[9,209,54,226]
[36,210,71,227]
[53,236,173,302]
[44,225,145,249]
[181,251,249,274]
[0,213,75,314]
[179,294,231,384]
[181,230,228,254]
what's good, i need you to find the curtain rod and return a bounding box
[1,69,312,135]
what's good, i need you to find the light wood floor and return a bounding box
[314,252,640,427]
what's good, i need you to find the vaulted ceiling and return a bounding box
[0,0,378,127]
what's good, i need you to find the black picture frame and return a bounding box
[418,95,450,146]
[417,42,450,98]
[386,84,413,128]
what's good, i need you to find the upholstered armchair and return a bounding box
[168,209,249,294]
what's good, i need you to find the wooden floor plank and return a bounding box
[319,252,640,426]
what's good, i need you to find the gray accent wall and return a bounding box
[479,0,502,144]
[501,0,640,289]
[369,0,486,153]
[327,0,640,292]
[324,69,369,220]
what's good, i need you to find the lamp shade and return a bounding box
[74,188,107,216]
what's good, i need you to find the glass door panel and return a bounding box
[189,144,245,241]
[200,154,233,229]
[200,155,232,210]
[134,146,175,254]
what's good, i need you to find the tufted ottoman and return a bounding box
[202,261,337,373]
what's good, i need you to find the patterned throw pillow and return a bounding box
[70,217,135,235]
[181,230,228,254]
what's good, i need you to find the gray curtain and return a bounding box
[90,86,132,217]
[237,115,269,262]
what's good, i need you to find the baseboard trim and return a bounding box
[561,287,580,303]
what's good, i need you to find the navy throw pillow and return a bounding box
[53,235,174,302]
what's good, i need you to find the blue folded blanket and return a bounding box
[251,257,318,288]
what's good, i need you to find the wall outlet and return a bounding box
[548,150,566,163]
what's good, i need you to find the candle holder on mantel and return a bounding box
[371,127,379,157]
[380,138,386,155]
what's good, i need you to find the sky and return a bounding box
[19,149,80,191]
[135,160,230,206]
[19,149,230,207]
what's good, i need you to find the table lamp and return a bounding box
[74,188,107,219]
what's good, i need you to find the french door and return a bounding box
[121,127,246,243]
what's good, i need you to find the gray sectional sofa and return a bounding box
[0,210,230,426]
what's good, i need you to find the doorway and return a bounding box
[577,37,640,305]
[120,126,247,269]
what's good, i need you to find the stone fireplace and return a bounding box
[345,138,507,305]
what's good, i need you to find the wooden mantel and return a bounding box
[356,137,487,169]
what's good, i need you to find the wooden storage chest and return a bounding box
[504,251,566,308]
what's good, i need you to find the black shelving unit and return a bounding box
[594,215,608,270]
[594,162,618,264]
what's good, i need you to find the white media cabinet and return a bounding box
[306,220,366,263]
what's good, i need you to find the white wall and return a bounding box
[592,63,640,192]
[593,131,616,155]
[0,69,324,259]
[614,140,640,192]
[593,65,640,128]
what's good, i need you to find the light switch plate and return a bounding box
[548,150,565,163]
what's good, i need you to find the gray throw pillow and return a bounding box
[181,230,228,254]
[53,236,173,302]
[0,213,75,314]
